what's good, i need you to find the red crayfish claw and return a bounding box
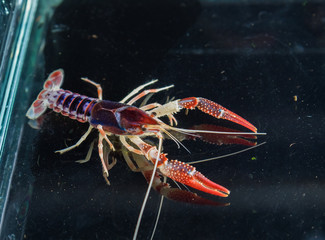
[178,97,257,133]
[130,137,230,198]
[158,159,230,198]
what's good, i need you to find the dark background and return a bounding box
[3,0,325,239]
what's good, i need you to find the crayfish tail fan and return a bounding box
[43,69,64,90]
[26,69,64,119]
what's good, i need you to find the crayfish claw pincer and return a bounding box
[178,97,257,133]
[159,186,230,206]
[159,159,230,198]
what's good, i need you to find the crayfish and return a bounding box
[26,69,264,239]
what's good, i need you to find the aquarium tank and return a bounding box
[0,0,324,239]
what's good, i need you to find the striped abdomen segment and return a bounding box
[48,90,98,123]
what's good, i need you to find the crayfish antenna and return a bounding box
[187,141,267,165]
[133,135,163,240]
[167,125,267,136]
[150,177,166,240]
[159,127,191,154]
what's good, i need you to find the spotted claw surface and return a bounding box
[178,97,257,133]
[159,159,230,197]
